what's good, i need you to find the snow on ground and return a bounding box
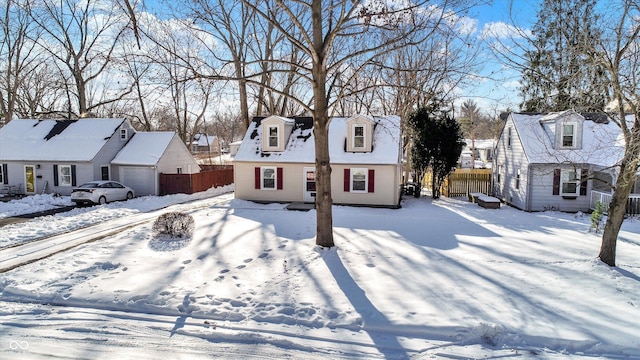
[1,190,639,359]
[0,186,233,247]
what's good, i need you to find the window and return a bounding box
[268,125,279,148]
[177,167,183,174]
[344,168,375,193]
[255,167,282,190]
[120,129,128,140]
[58,165,72,186]
[561,169,580,196]
[562,124,575,147]
[353,125,365,148]
[0,164,5,184]
[507,127,512,148]
[351,168,367,192]
[497,165,501,183]
[515,169,521,189]
[101,166,109,181]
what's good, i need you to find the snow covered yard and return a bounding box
[1,191,639,359]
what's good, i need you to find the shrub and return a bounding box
[152,212,195,238]
[590,201,606,234]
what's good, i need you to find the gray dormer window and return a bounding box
[268,125,279,147]
[562,124,575,147]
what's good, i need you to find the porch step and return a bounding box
[286,202,315,211]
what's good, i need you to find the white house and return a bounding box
[492,110,639,213]
[233,114,403,208]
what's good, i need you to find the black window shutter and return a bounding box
[53,165,59,186]
[71,165,77,186]
[552,169,560,195]
[2,164,7,184]
[580,168,588,196]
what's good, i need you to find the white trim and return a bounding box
[560,168,580,196]
[261,166,277,190]
[352,124,366,149]
[350,167,368,193]
[58,164,72,186]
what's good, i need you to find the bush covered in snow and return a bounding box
[152,212,195,239]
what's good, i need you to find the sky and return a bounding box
[138,0,543,118]
[459,0,540,114]
[1,188,639,358]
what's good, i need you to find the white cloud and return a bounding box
[480,21,530,40]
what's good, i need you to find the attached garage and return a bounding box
[119,166,156,197]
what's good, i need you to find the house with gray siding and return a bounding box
[492,110,639,213]
[0,119,200,197]
[0,118,135,196]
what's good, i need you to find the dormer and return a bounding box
[539,110,583,150]
[261,115,294,152]
[346,115,374,152]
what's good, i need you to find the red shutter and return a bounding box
[580,168,588,196]
[255,167,261,189]
[552,169,560,195]
[277,167,283,190]
[344,168,350,192]
[368,169,375,193]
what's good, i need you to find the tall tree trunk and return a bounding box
[599,146,640,266]
[311,0,333,248]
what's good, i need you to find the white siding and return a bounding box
[493,116,530,210]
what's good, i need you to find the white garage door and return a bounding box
[120,167,156,196]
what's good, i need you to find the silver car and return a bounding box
[71,181,135,205]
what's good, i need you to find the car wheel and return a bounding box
[126,191,133,200]
[98,196,107,205]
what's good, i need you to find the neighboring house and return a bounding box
[492,110,639,213]
[0,119,200,197]
[191,133,220,154]
[111,132,201,196]
[459,139,496,169]
[229,140,242,157]
[0,118,135,196]
[233,114,403,207]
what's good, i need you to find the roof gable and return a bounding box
[0,118,128,162]
[111,132,176,166]
[508,111,625,167]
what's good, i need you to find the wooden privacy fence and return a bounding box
[160,165,233,195]
[424,168,492,198]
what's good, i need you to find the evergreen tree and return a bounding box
[520,0,609,112]
[408,99,464,199]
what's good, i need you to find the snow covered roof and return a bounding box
[111,132,175,166]
[193,133,217,147]
[234,115,402,164]
[510,111,628,167]
[0,118,127,162]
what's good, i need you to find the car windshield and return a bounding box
[78,183,101,188]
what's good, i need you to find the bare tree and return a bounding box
[0,0,43,122]
[594,0,640,267]
[244,0,477,247]
[28,0,132,118]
